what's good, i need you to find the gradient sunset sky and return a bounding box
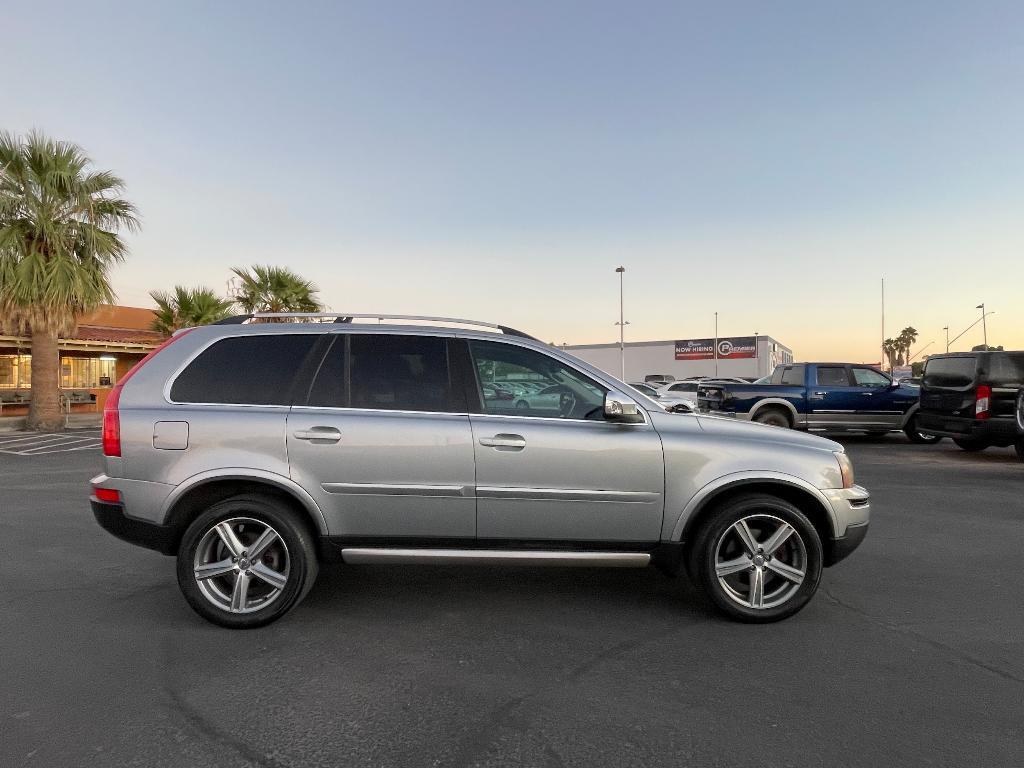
[4,0,1022,361]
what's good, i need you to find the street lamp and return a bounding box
[976,304,988,349]
[943,326,949,353]
[614,267,629,380]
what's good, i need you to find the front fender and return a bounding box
[668,471,840,542]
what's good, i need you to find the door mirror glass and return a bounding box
[604,391,645,423]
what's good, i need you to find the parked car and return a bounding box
[628,382,695,413]
[91,313,869,627]
[696,362,935,442]
[644,374,675,385]
[1017,387,1024,462]
[917,351,1024,454]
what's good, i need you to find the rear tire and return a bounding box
[688,494,823,623]
[953,437,989,452]
[752,408,791,429]
[903,414,943,444]
[176,494,319,629]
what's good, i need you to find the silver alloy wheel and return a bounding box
[193,517,290,614]
[714,514,807,610]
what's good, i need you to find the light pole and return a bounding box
[976,304,988,349]
[753,330,759,377]
[713,312,719,377]
[948,311,995,351]
[614,267,628,380]
[943,325,949,353]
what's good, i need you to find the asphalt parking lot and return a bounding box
[2,436,1022,768]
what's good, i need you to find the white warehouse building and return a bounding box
[563,335,794,382]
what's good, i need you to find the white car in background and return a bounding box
[629,382,697,413]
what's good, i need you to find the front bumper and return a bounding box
[91,499,177,555]
[820,485,871,566]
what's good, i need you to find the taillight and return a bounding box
[102,328,196,457]
[975,384,992,420]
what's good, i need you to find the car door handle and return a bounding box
[479,434,526,450]
[812,391,828,396]
[293,427,342,442]
[861,392,874,396]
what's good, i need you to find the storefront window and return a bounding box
[60,357,117,389]
[0,355,32,389]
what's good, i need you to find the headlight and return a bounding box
[834,451,854,489]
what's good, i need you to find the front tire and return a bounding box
[688,494,823,623]
[176,495,319,629]
[904,414,943,444]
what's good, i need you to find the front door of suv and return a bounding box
[464,339,664,543]
[287,333,476,538]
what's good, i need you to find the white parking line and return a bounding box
[0,430,103,456]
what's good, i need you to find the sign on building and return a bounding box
[674,336,757,360]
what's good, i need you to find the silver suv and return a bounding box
[91,314,870,628]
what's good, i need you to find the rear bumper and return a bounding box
[916,413,1018,445]
[91,499,177,555]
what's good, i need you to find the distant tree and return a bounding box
[150,286,235,335]
[971,344,1004,352]
[0,131,139,431]
[897,327,918,367]
[882,338,902,370]
[230,265,323,319]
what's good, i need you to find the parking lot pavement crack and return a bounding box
[445,627,686,767]
[820,587,1024,685]
[163,684,289,768]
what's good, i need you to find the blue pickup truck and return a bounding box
[696,362,938,443]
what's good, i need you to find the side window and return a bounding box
[364,335,454,412]
[815,366,850,386]
[170,335,318,405]
[469,340,607,420]
[780,365,805,385]
[305,334,457,412]
[669,382,698,393]
[852,367,891,388]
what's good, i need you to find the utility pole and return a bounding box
[615,267,627,380]
[881,278,885,372]
[714,312,719,377]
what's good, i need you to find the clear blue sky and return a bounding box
[4,0,1022,359]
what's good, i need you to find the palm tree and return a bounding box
[0,132,139,431]
[150,286,235,336]
[882,338,901,371]
[897,326,918,367]
[230,265,324,320]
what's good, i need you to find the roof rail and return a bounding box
[212,312,538,340]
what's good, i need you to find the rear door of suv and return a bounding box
[920,355,979,424]
[287,332,477,538]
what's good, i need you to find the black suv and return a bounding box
[918,351,1024,456]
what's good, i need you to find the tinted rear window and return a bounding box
[987,353,1024,387]
[171,335,317,405]
[774,365,805,385]
[923,357,976,388]
[306,334,457,412]
[816,366,850,386]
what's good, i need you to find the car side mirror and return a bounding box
[604,391,645,423]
